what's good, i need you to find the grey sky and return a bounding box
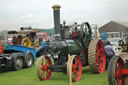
[0,0,128,31]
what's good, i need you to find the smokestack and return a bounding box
[52,5,61,34]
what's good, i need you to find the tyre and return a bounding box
[13,56,24,71]
[26,53,34,68]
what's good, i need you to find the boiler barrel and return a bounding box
[65,40,82,54]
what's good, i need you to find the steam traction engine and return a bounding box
[108,36,128,85]
[36,22,106,81]
[8,27,40,47]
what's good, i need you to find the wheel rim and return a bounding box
[96,40,106,73]
[114,58,125,85]
[72,55,82,81]
[16,57,23,69]
[39,56,52,80]
[27,54,33,66]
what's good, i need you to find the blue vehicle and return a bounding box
[0,43,36,71]
[36,41,47,57]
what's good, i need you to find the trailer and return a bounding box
[0,43,36,72]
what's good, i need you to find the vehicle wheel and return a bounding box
[26,53,34,68]
[36,56,52,80]
[13,56,24,71]
[88,40,106,73]
[67,55,82,82]
[108,56,126,85]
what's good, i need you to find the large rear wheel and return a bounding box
[36,56,52,80]
[108,56,126,85]
[88,40,106,73]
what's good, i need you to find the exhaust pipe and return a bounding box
[52,5,61,34]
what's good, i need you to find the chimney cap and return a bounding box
[52,5,61,10]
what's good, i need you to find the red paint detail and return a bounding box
[96,40,106,73]
[80,48,84,54]
[114,58,126,85]
[121,69,128,75]
[73,32,78,37]
[72,55,82,81]
[40,56,52,80]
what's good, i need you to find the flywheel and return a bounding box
[80,22,92,48]
[88,40,106,73]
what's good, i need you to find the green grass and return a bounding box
[0,60,127,85]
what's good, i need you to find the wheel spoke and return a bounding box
[115,58,125,85]
[41,71,45,76]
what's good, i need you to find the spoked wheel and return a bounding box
[36,56,52,80]
[108,56,126,85]
[88,40,106,73]
[80,22,92,48]
[21,37,31,47]
[67,55,82,82]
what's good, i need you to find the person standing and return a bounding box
[104,40,115,69]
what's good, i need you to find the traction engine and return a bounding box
[8,27,40,47]
[108,36,128,85]
[36,22,106,81]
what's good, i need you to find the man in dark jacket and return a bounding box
[104,40,115,69]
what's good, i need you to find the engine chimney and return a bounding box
[52,5,61,34]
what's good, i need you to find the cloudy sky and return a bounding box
[0,0,128,31]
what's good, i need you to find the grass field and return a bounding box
[0,59,127,85]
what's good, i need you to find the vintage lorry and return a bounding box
[0,43,36,72]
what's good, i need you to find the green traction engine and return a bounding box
[36,22,106,81]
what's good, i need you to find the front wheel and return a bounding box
[67,55,82,82]
[36,56,52,80]
[108,56,126,85]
